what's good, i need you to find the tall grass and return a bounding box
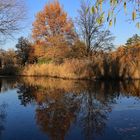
[21,54,140,80]
[22,59,95,80]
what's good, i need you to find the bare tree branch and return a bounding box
[76,0,115,56]
[0,0,26,43]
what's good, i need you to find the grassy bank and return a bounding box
[21,59,95,80]
[21,53,140,80]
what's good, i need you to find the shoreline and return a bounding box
[0,75,140,81]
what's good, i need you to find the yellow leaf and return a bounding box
[109,20,112,26]
[132,10,136,21]
[136,22,140,29]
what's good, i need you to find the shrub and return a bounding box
[1,65,19,75]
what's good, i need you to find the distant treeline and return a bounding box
[0,42,140,80]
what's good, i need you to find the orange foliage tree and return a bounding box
[32,0,77,60]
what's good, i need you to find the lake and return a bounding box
[0,77,140,140]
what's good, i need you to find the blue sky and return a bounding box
[2,0,140,49]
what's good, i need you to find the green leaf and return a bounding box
[91,6,95,14]
[96,17,100,24]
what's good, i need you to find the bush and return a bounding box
[1,65,20,75]
[37,57,53,64]
[69,40,87,58]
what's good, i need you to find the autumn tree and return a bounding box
[32,0,76,55]
[0,49,20,75]
[77,1,114,55]
[0,49,17,67]
[0,49,5,67]
[3,49,17,66]
[15,37,32,65]
[0,0,26,42]
[32,41,46,58]
[70,40,87,58]
[125,34,140,46]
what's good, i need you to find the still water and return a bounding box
[0,77,140,140]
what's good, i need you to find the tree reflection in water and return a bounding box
[0,78,15,138]
[17,84,38,106]
[0,78,17,93]
[36,92,80,140]
[17,78,140,140]
[0,103,7,137]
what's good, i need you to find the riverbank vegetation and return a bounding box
[0,0,140,80]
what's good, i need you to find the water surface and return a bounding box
[0,77,140,140]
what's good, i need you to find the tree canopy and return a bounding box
[125,34,140,46]
[32,0,76,47]
[15,37,32,65]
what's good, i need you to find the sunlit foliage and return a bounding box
[32,0,76,47]
[91,0,140,27]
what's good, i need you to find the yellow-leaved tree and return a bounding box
[32,0,77,61]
